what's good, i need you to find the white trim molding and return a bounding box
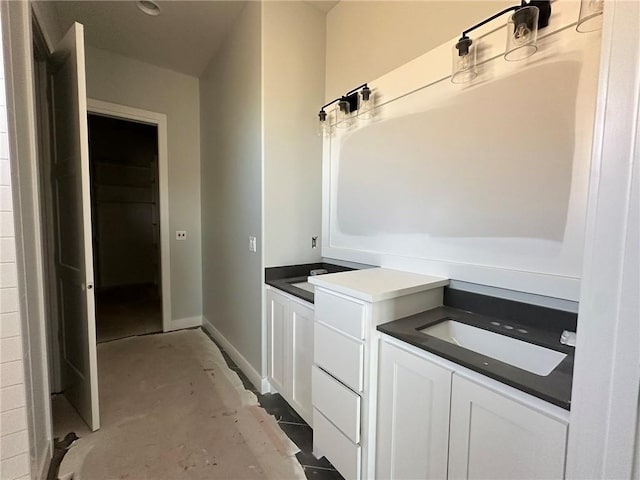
[166,316,202,332]
[566,0,640,478]
[86,99,173,334]
[202,317,269,394]
[1,0,53,475]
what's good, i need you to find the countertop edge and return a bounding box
[309,276,450,302]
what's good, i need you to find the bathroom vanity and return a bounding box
[308,268,449,480]
[264,263,353,424]
[376,289,576,480]
[266,264,575,480]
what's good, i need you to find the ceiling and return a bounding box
[52,1,338,78]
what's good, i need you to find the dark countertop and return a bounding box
[265,262,355,304]
[378,289,576,410]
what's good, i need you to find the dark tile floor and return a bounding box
[202,329,344,480]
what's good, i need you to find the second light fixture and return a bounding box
[318,84,374,136]
[452,0,552,84]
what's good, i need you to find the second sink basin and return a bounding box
[420,320,566,376]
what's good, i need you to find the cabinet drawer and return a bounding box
[314,408,361,480]
[312,365,361,443]
[315,289,366,340]
[314,322,364,392]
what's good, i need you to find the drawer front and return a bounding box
[312,365,361,443]
[314,408,361,480]
[315,289,366,340]
[314,322,364,392]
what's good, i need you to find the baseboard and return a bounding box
[165,315,202,332]
[201,316,267,393]
[261,377,273,394]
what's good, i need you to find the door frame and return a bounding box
[86,99,172,333]
[32,12,63,394]
[565,0,640,477]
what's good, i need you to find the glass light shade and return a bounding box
[317,119,330,137]
[576,0,603,33]
[451,39,478,84]
[335,99,354,129]
[505,6,539,62]
[358,90,375,120]
[317,110,330,137]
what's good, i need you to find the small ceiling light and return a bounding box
[576,0,604,33]
[137,0,161,16]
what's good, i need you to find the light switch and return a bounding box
[249,236,257,252]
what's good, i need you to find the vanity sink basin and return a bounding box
[420,320,566,376]
[291,281,314,294]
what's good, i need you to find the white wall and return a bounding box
[263,2,325,267]
[322,1,599,301]
[1,2,52,478]
[325,1,510,100]
[200,2,263,373]
[85,47,202,324]
[0,19,30,479]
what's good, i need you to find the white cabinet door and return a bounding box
[376,340,452,480]
[267,289,288,395]
[290,299,314,425]
[266,288,314,425]
[448,375,568,480]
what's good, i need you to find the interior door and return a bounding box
[49,22,100,431]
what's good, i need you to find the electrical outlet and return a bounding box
[312,236,318,248]
[176,231,187,240]
[249,236,257,252]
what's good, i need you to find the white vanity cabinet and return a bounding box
[448,375,568,480]
[309,268,449,480]
[376,336,570,480]
[266,287,314,425]
[376,340,452,480]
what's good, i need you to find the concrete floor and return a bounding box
[202,332,344,479]
[95,285,162,343]
[54,329,305,479]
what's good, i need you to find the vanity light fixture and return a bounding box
[576,0,604,33]
[317,84,372,136]
[452,0,551,83]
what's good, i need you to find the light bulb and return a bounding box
[458,53,471,70]
[514,23,531,45]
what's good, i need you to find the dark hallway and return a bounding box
[88,114,162,342]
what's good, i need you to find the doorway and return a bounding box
[87,99,173,336]
[32,14,173,433]
[88,114,161,343]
